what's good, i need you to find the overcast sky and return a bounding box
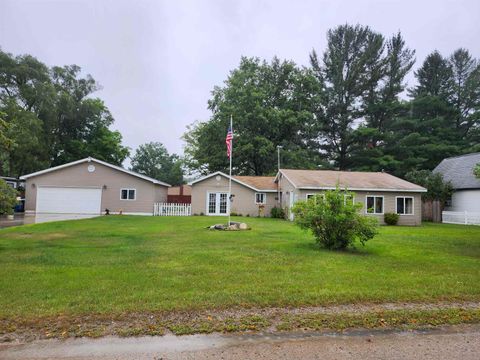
[1,0,479,163]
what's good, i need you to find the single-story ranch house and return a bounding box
[190,172,277,217]
[434,152,480,212]
[20,157,170,215]
[191,169,426,225]
[277,169,426,225]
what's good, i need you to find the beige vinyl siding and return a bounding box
[25,162,167,214]
[191,175,277,217]
[295,189,422,226]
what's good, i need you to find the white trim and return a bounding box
[190,171,276,192]
[37,185,103,189]
[20,157,171,187]
[395,196,415,215]
[120,188,136,201]
[255,192,266,204]
[365,195,384,215]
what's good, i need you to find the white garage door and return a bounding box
[36,187,102,214]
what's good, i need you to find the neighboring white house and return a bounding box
[434,153,480,212]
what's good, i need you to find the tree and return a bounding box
[0,179,17,215]
[183,56,323,175]
[0,49,129,176]
[292,187,378,250]
[130,142,184,185]
[310,24,385,169]
[405,170,453,203]
[350,32,415,172]
[474,163,480,179]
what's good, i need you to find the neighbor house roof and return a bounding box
[168,185,192,196]
[20,157,171,187]
[189,171,277,192]
[276,169,427,192]
[433,152,480,190]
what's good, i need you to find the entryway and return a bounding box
[207,192,229,215]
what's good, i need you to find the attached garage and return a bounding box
[36,187,102,214]
[21,157,170,215]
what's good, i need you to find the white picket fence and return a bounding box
[442,211,480,225]
[154,203,191,216]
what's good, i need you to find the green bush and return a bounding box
[0,179,18,215]
[230,211,238,216]
[384,212,400,225]
[292,187,378,250]
[270,206,285,219]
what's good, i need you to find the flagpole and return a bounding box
[228,115,233,226]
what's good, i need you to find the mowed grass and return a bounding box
[0,216,479,319]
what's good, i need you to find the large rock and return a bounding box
[239,223,248,230]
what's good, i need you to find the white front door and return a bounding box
[207,192,229,216]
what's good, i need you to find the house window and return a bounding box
[6,181,16,189]
[255,192,266,204]
[121,188,136,200]
[366,196,383,214]
[396,196,414,215]
[306,193,324,200]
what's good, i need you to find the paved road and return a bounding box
[1,324,478,360]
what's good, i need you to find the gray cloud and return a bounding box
[1,0,479,164]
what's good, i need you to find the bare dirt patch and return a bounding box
[1,301,479,342]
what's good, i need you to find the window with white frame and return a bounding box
[366,196,383,214]
[121,188,136,200]
[255,192,266,204]
[396,196,414,215]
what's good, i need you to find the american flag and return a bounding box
[225,126,233,158]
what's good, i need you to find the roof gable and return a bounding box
[434,153,480,189]
[277,169,426,192]
[20,157,171,187]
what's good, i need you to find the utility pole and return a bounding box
[276,145,283,205]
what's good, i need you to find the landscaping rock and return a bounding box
[239,223,248,230]
[208,224,226,230]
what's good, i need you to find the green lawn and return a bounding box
[0,216,479,320]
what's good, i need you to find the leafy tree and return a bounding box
[130,142,184,185]
[0,179,17,215]
[183,57,323,175]
[0,49,129,176]
[292,188,378,250]
[405,170,453,203]
[474,163,480,178]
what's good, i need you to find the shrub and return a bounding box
[0,179,18,215]
[292,187,378,250]
[384,212,399,225]
[230,212,238,216]
[270,206,285,219]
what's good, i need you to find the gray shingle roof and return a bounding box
[433,153,480,189]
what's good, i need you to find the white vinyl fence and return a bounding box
[442,211,480,225]
[154,203,191,216]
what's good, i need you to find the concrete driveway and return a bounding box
[0,213,98,229]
